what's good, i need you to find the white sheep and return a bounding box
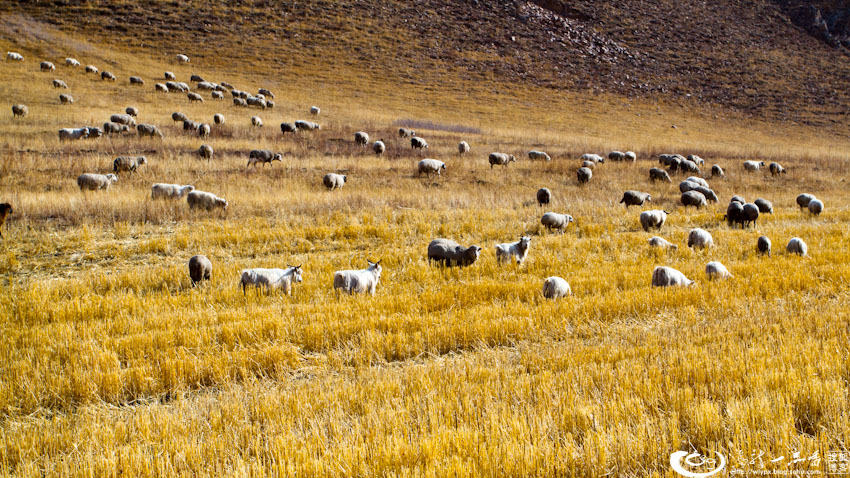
[495,236,531,265]
[151,183,195,200]
[295,120,320,131]
[576,167,592,184]
[214,113,225,124]
[786,238,808,256]
[251,116,263,127]
[59,127,90,141]
[648,236,677,250]
[187,190,228,211]
[77,173,117,191]
[40,61,55,71]
[639,210,669,231]
[333,260,382,295]
[101,71,116,81]
[542,277,571,299]
[687,228,714,249]
[52,79,68,89]
[808,199,824,215]
[258,88,275,99]
[310,106,320,115]
[651,266,694,287]
[211,91,223,100]
[198,144,213,160]
[624,151,637,161]
[354,131,369,146]
[458,141,470,155]
[580,153,603,163]
[417,159,446,177]
[541,212,574,232]
[137,124,164,138]
[323,173,347,190]
[85,65,98,73]
[199,123,211,138]
[164,71,176,80]
[528,150,551,161]
[12,104,27,118]
[110,114,136,126]
[757,236,772,256]
[6,52,24,61]
[240,266,302,295]
[59,94,74,105]
[155,83,168,92]
[769,162,786,176]
[125,106,139,117]
[188,92,204,103]
[705,261,732,280]
[411,137,428,150]
[373,140,386,155]
[129,76,145,85]
[489,152,515,168]
[176,54,190,63]
[743,160,765,172]
[64,57,80,66]
[796,193,816,209]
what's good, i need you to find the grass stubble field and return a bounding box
[0,19,849,478]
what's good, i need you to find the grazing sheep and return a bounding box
[266,100,276,109]
[754,198,773,214]
[808,199,824,215]
[398,127,415,138]
[310,106,320,115]
[110,114,136,126]
[354,131,369,145]
[0,203,11,238]
[620,190,651,207]
[786,237,808,256]
[648,236,678,250]
[197,81,216,90]
[246,96,266,109]
[113,156,146,174]
[651,266,694,287]
[541,212,574,232]
[411,137,428,150]
[85,65,98,73]
[280,122,297,134]
[796,193,816,209]
[172,112,188,123]
[576,167,592,184]
[687,228,714,249]
[6,52,23,61]
[183,120,201,132]
[295,120,320,131]
[741,203,760,227]
[680,191,707,208]
[86,126,103,139]
[231,89,248,99]
[679,180,701,193]
[582,160,595,169]
[101,71,116,81]
[137,124,164,138]
[164,71,176,80]
[542,277,571,299]
[608,151,625,161]
[188,92,204,103]
[649,167,672,183]
[769,162,786,176]
[151,183,195,200]
[323,173,347,190]
[188,255,212,286]
[129,76,145,85]
[12,104,27,118]
[220,81,234,89]
[730,195,746,204]
[495,236,531,265]
[458,141,470,155]
[233,98,247,107]
[59,127,90,141]
[581,153,604,164]
[743,160,765,172]
[678,159,700,173]
[199,123,211,138]
[166,81,189,92]
[123,106,138,117]
[240,266,302,295]
[103,122,130,135]
[333,260,382,295]
[59,94,74,104]
[40,61,55,71]
[190,74,205,83]
[536,188,551,207]
[693,186,718,203]
[214,113,225,124]
[176,54,190,63]
[725,202,744,228]
[705,261,732,280]
[187,190,228,211]
[624,151,637,162]
[258,88,275,99]
[687,154,704,166]
[198,144,213,160]
[639,210,669,231]
[711,164,725,177]
[52,79,68,89]
[528,150,551,161]
[373,140,386,155]
[685,176,708,188]
[757,236,771,257]
[77,173,117,191]
[427,239,482,267]
[667,156,682,172]
[489,152,516,168]
[211,91,223,100]
[418,159,446,177]
[248,150,282,167]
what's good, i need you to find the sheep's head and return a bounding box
[106,174,118,183]
[137,156,147,165]
[509,155,516,162]
[288,265,303,283]
[273,154,283,162]
[216,198,228,210]
[519,236,531,248]
[646,195,652,202]
[367,259,382,277]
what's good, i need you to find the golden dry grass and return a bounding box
[0,20,849,478]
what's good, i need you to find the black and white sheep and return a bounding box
[687,228,714,249]
[576,167,592,184]
[333,260,382,295]
[536,188,551,207]
[418,159,446,177]
[411,137,428,150]
[757,236,771,257]
[323,173,347,190]
[247,150,282,167]
[198,144,213,160]
[427,239,482,267]
[639,210,669,231]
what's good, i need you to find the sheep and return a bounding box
[679,180,701,193]
[624,151,637,162]
[246,96,266,109]
[151,183,195,200]
[354,131,369,146]
[488,152,516,168]
[757,236,772,257]
[188,92,204,103]
[398,127,415,138]
[743,160,765,172]
[705,261,732,280]
[110,114,136,126]
[211,91,223,100]
[796,193,816,209]
[608,151,625,161]
[678,159,700,173]
[693,186,718,203]
[190,74,205,83]
[808,199,824,215]
[172,112,188,123]
[101,71,116,81]
[254,88,273,99]
[188,255,212,286]
[280,122,297,134]
[85,65,98,73]
[651,266,694,287]
[528,150,551,161]
[786,238,808,256]
[113,156,147,174]
[59,127,90,141]
[6,52,23,61]
[166,81,189,92]
[687,154,704,166]
[666,156,682,171]
[217,81,232,90]
[581,153,604,163]
[295,120,320,131]
[86,126,103,139]
[0,203,11,238]
[164,71,176,80]
[77,173,117,191]
[310,106,320,115]
[40,61,55,71]
[231,89,248,99]
[267,100,276,110]
[334,260,382,295]
[323,173,347,190]
[63,58,80,67]
[769,162,786,176]
[183,120,201,132]
[680,191,707,208]
[59,94,74,105]
[542,277,571,299]
[458,141,470,155]
[233,98,247,107]
[541,212,574,232]
[411,137,428,150]
[754,198,773,214]
[199,123,211,138]
[536,188,551,207]
[741,203,760,227]
[427,239,482,267]
[576,167,592,184]
[52,79,68,89]
[129,76,145,85]
[12,104,27,118]
[121,106,138,117]
[198,144,214,160]
[240,266,302,295]
[187,190,228,211]
[249,116,263,128]
[176,54,190,63]
[103,122,129,135]
[214,113,225,125]
[137,124,163,138]
[620,190,651,207]
[373,140,386,155]
[495,236,531,265]
[685,176,708,188]
[640,210,669,231]
[197,81,216,90]
[418,159,446,177]
[725,202,744,228]
[648,236,678,250]
[582,160,596,169]
[711,164,725,177]
[730,195,746,204]
[687,228,714,249]
[247,150,282,167]
[649,167,672,183]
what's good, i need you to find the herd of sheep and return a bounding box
[4,49,825,298]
